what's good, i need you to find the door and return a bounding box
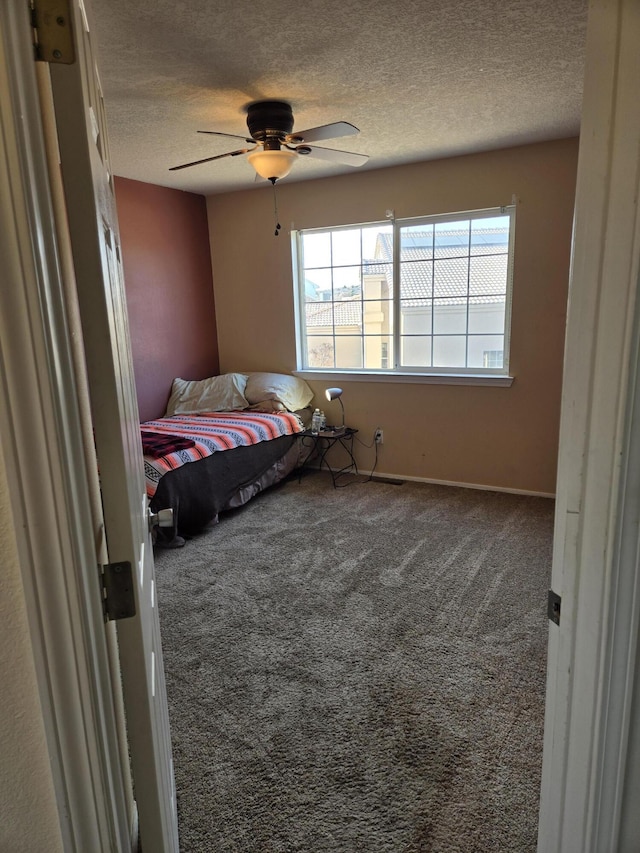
[537,1,640,850]
[45,1,178,849]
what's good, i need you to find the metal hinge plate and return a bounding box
[31,0,75,64]
[548,589,561,626]
[102,561,136,622]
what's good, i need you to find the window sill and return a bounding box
[294,370,514,388]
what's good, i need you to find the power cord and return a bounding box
[354,431,379,483]
[299,428,380,488]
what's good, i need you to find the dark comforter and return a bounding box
[150,433,299,542]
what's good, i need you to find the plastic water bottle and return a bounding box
[311,408,321,435]
[319,411,326,431]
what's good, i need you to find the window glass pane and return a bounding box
[364,224,393,261]
[433,335,467,367]
[469,255,507,295]
[362,299,393,337]
[468,298,506,334]
[304,268,332,301]
[435,220,470,258]
[333,265,362,299]
[296,209,512,375]
[335,336,363,368]
[332,229,362,266]
[364,335,393,370]
[332,300,362,334]
[481,348,504,368]
[400,224,433,261]
[434,257,469,297]
[400,260,432,299]
[305,301,335,332]
[401,299,432,335]
[306,336,335,368]
[401,335,432,367]
[380,338,391,369]
[363,261,392,299]
[302,231,331,268]
[433,300,467,334]
[470,216,510,255]
[468,335,505,368]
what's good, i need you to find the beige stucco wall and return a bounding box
[207,138,578,494]
[0,436,64,852]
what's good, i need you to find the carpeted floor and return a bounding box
[154,471,554,852]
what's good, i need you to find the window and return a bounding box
[483,350,504,369]
[293,207,515,376]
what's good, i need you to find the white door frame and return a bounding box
[47,0,178,846]
[0,2,134,850]
[538,0,640,850]
[3,0,640,847]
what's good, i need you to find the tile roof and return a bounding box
[305,228,509,327]
[306,301,362,328]
[375,230,508,302]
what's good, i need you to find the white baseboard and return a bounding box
[369,469,556,499]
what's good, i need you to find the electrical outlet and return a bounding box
[374,428,384,444]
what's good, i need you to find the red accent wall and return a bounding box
[115,177,219,422]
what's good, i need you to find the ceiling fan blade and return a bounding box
[286,121,359,144]
[197,130,254,144]
[169,148,253,171]
[296,144,369,167]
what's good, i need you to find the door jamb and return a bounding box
[0,3,133,850]
[537,1,640,849]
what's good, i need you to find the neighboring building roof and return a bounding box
[375,230,508,302]
[306,300,362,328]
[375,228,509,260]
[305,228,509,327]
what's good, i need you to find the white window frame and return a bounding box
[292,206,516,387]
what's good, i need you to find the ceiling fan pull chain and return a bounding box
[272,181,281,237]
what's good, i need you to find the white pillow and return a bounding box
[244,372,313,412]
[165,373,249,416]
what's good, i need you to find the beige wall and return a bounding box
[0,437,64,852]
[207,138,578,494]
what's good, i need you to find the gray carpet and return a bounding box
[154,472,554,852]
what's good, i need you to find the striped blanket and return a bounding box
[142,410,303,498]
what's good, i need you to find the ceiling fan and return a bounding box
[169,100,369,183]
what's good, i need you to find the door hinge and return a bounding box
[30,0,75,64]
[101,561,136,622]
[548,589,561,626]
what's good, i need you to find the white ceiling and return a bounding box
[89,0,588,196]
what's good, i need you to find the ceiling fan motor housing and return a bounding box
[170,101,367,174]
[246,101,294,142]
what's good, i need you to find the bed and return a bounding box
[142,372,314,545]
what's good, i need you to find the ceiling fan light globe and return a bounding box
[248,149,297,181]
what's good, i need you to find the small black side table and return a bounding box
[299,427,358,487]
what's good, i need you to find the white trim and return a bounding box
[0,3,131,850]
[307,464,554,498]
[294,369,514,387]
[291,229,305,369]
[592,289,640,850]
[538,1,640,850]
[48,1,178,846]
[293,206,515,375]
[368,470,554,499]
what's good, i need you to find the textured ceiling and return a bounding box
[89,0,588,196]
